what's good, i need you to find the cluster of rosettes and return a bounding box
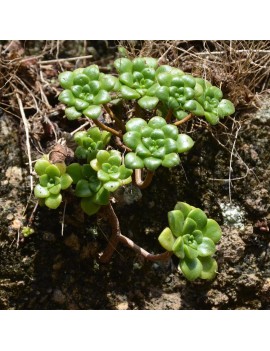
[66,150,133,215]
[73,127,111,162]
[58,57,235,125]
[113,57,235,124]
[58,65,120,120]
[158,202,222,281]
[34,159,73,209]
[123,116,194,172]
[66,162,109,216]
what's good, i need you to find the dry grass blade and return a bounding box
[16,93,33,191]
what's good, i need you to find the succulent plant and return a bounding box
[74,127,111,162]
[154,66,205,119]
[66,162,110,216]
[58,65,120,120]
[90,150,133,192]
[114,57,160,110]
[158,202,222,281]
[34,158,73,209]
[123,116,194,172]
[195,79,235,125]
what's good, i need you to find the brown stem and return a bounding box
[103,104,126,132]
[93,119,122,138]
[174,113,193,126]
[119,234,172,262]
[165,109,173,123]
[99,202,172,263]
[134,169,154,189]
[114,136,132,152]
[99,203,121,263]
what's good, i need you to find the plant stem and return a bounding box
[174,113,193,126]
[99,203,121,263]
[118,234,172,262]
[103,104,126,131]
[165,109,173,123]
[134,169,154,189]
[93,119,122,138]
[99,202,172,263]
[114,136,132,152]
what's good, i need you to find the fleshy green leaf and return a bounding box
[144,157,162,171]
[104,181,120,192]
[45,165,60,178]
[197,237,216,257]
[161,153,180,168]
[74,99,89,111]
[188,208,208,230]
[119,72,134,87]
[176,134,194,153]
[179,257,202,281]
[192,230,203,244]
[75,180,93,198]
[150,129,165,140]
[158,227,175,251]
[138,96,159,110]
[206,86,223,99]
[58,90,75,106]
[168,210,184,237]
[217,99,235,117]
[125,152,144,169]
[100,75,118,91]
[114,58,133,73]
[96,150,110,164]
[60,173,73,190]
[58,71,74,89]
[93,90,111,105]
[92,187,110,205]
[73,73,89,86]
[182,217,197,234]
[174,202,194,218]
[152,147,166,159]
[83,65,100,80]
[66,163,82,184]
[148,116,167,129]
[161,124,179,140]
[48,184,61,195]
[65,107,82,120]
[39,174,49,187]
[71,85,83,97]
[34,159,51,176]
[120,86,141,100]
[136,143,151,158]
[172,236,185,259]
[123,131,142,149]
[45,194,62,209]
[200,256,218,280]
[184,244,198,259]
[88,81,101,94]
[164,138,177,153]
[80,198,101,216]
[157,72,172,86]
[126,118,147,132]
[83,105,102,119]
[204,112,219,125]
[155,86,170,102]
[97,169,110,182]
[34,184,50,198]
[201,219,222,244]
